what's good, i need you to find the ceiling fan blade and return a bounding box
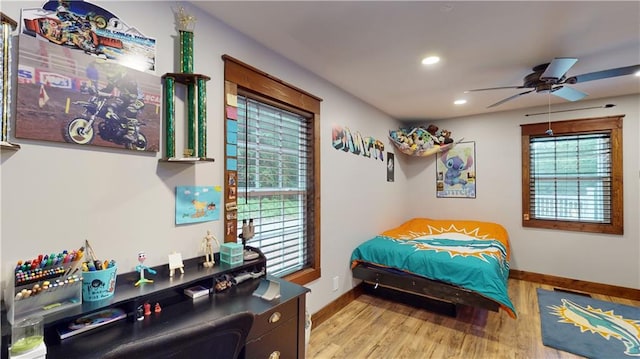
[551,86,587,102]
[540,57,578,80]
[487,89,535,108]
[465,86,529,93]
[568,64,640,83]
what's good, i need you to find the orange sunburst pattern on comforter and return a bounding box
[381,218,511,260]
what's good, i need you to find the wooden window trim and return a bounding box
[223,55,322,285]
[521,115,624,235]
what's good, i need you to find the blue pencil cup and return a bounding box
[82,265,117,302]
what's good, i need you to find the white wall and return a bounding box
[0,1,407,315]
[409,94,640,289]
[1,2,637,323]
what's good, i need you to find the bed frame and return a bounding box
[352,263,500,313]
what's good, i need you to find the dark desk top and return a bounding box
[44,276,308,359]
[33,255,268,328]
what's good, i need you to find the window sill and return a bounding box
[284,267,320,286]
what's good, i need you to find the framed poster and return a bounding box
[21,1,157,72]
[436,141,476,198]
[14,1,161,152]
[176,186,221,225]
[387,152,394,182]
[14,34,161,152]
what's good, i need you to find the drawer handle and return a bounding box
[269,351,281,359]
[269,312,281,323]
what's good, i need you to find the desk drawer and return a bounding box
[247,298,297,341]
[245,315,297,359]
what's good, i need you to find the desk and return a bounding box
[45,277,308,359]
[2,252,309,359]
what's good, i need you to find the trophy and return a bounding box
[161,7,212,162]
[1,12,20,150]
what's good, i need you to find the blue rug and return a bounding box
[537,288,640,359]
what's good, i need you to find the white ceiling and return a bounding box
[191,1,640,121]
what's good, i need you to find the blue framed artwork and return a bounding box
[175,186,221,224]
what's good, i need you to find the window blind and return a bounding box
[529,132,612,223]
[236,96,315,277]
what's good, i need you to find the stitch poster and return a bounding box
[436,141,476,198]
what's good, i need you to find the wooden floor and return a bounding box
[307,278,640,358]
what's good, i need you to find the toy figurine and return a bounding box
[214,274,235,292]
[154,302,162,313]
[144,302,151,316]
[135,251,156,287]
[201,230,219,267]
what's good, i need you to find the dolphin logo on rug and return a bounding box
[548,298,640,356]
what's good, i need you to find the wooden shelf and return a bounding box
[1,13,18,28]
[158,157,215,164]
[0,142,21,151]
[161,72,211,85]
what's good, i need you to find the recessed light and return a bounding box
[454,99,467,105]
[440,4,454,13]
[421,56,440,65]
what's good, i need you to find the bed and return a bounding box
[350,218,517,318]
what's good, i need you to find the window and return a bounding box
[521,116,623,234]
[223,55,321,285]
[236,96,313,277]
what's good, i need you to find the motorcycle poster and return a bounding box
[20,1,156,72]
[14,33,161,152]
[15,0,162,152]
[14,0,160,152]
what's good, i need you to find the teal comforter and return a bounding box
[351,218,517,318]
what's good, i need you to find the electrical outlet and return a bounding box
[332,276,339,291]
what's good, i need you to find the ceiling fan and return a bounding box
[466,57,640,108]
